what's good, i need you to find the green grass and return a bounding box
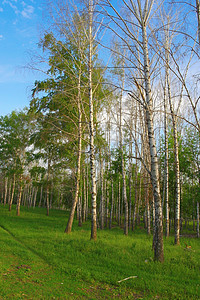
[0,205,199,299]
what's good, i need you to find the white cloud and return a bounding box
[3,0,35,19]
[0,7,3,12]
[0,35,3,40]
[21,5,34,19]
[2,1,19,15]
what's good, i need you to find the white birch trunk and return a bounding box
[16,175,23,216]
[167,81,181,245]
[33,187,38,208]
[109,179,114,229]
[100,149,104,229]
[197,201,199,238]
[164,67,170,238]
[65,70,82,233]
[89,0,97,240]
[118,180,121,225]
[4,177,8,206]
[39,186,43,207]
[83,167,87,223]
[142,20,164,262]
[9,174,15,211]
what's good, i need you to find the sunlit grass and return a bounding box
[0,205,199,299]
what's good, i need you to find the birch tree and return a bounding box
[103,0,164,262]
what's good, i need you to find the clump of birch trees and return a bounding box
[0,0,200,262]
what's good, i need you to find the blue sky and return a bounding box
[0,0,45,116]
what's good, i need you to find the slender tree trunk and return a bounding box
[106,180,109,227]
[164,26,180,245]
[65,70,82,234]
[132,149,138,231]
[100,149,104,229]
[46,187,50,216]
[83,167,87,223]
[78,195,82,227]
[50,181,53,209]
[164,68,170,237]
[118,56,128,235]
[33,187,38,208]
[136,171,142,226]
[7,180,12,208]
[142,22,164,262]
[46,158,51,216]
[118,180,121,225]
[16,175,23,216]
[169,109,180,245]
[145,176,151,235]
[89,0,97,240]
[9,174,15,211]
[197,201,199,238]
[109,179,114,229]
[4,177,8,206]
[128,130,133,230]
[39,186,43,207]
[86,162,89,221]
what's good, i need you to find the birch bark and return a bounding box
[9,174,15,211]
[141,14,164,262]
[16,175,23,216]
[89,0,97,240]
[4,177,8,206]
[197,201,199,238]
[65,70,82,233]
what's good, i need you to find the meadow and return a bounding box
[0,205,199,299]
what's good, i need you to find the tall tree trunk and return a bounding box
[83,167,87,223]
[33,187,38,208]
[65,70,82,234]
[100,149,104,229]
[132,148,138,231]
[16,175,23,216]
[197,201,199,238]
[164,29,181,244]
[118,180,121,225]
[46,159,51,217]
[128,128,133,230]
[78,194,82,227]
[4,177,8,206]
[9,174,15,211]
[106,180,109,227]
[145,175,151,235]
[39,186,43,207]
[109,179,114,229]
[163,67,170,238]
[118,56,128,235]
[7,180,11,207]
[50,181,53,209]
[142,21,164,262]
[89,0,97,240]
[168,96,180,245]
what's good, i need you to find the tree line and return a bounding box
[0,0,200,262]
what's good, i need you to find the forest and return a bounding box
[0,0,200,282]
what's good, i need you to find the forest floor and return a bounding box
[0,205,199,299]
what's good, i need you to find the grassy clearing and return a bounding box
[0,205,199,299]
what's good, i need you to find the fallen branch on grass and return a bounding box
[118,276,137,283]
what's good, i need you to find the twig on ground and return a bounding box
[118,276,137,283]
